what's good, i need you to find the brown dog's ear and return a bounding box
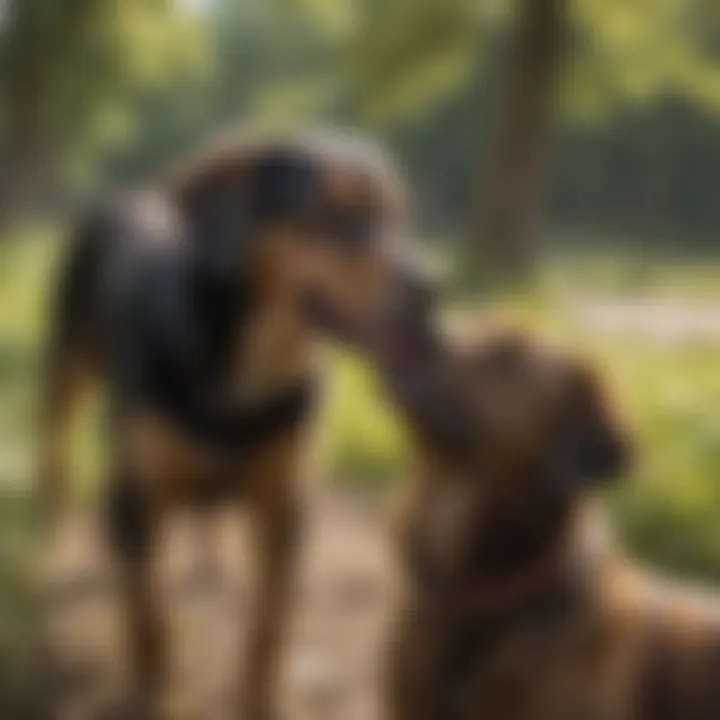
[181,149,322,278]
[546,375,630,489]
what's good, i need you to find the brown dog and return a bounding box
[381,328,720,720]
[39,130,433,717]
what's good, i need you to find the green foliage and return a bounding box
[101,0,338,182]
[323,349,408,488]
[60,0,209,177]
[285,0,720,130]
[344,0,486,124]
[4,0,717,241]
[0,0,210,192]
[345,0,720,123]
[608,343,720,581]
[570,0,720,120]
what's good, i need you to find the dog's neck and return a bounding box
[452,498,578,620]
[401,474,613,719]
[466,482,573,581]
[407,473,595,624]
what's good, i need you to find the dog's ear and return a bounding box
[545,372,630,490]
[181,149,322,278]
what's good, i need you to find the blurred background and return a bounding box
[1,0,720,714]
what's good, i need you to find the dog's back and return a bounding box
[452,550,720,719]
[622,568,720,720]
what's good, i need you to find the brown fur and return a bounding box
[40,130,418,718]
[387,330,720,720]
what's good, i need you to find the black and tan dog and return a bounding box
[39,130,432,717]
[380,328,720,720]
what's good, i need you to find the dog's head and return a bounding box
[392,329,630,495]
[175,130,433,347]
[382,329,631,576]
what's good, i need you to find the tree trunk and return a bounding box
[470,0,567,279]
[0,0,94,239]
[0,76,48,238]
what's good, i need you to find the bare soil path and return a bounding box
[42,490,399,720]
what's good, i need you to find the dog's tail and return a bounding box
[38,215,105,526]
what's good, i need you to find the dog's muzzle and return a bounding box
[303,267,438,349]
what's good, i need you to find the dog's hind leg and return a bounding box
[38,218,105,527]
[38,343,93,527]
[106,473,168,716]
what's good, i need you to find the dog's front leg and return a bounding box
[107,473,168,717]
[237,432,305,720]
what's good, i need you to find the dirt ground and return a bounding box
[42,490,400,720]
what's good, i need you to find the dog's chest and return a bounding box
[120,262,317,455]
[447,620,618,720]
[189,274,252,398]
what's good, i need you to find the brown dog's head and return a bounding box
[393,329,630,495]
[173,130,432,347]
[383,329,631,581]
[389,326,628,502]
